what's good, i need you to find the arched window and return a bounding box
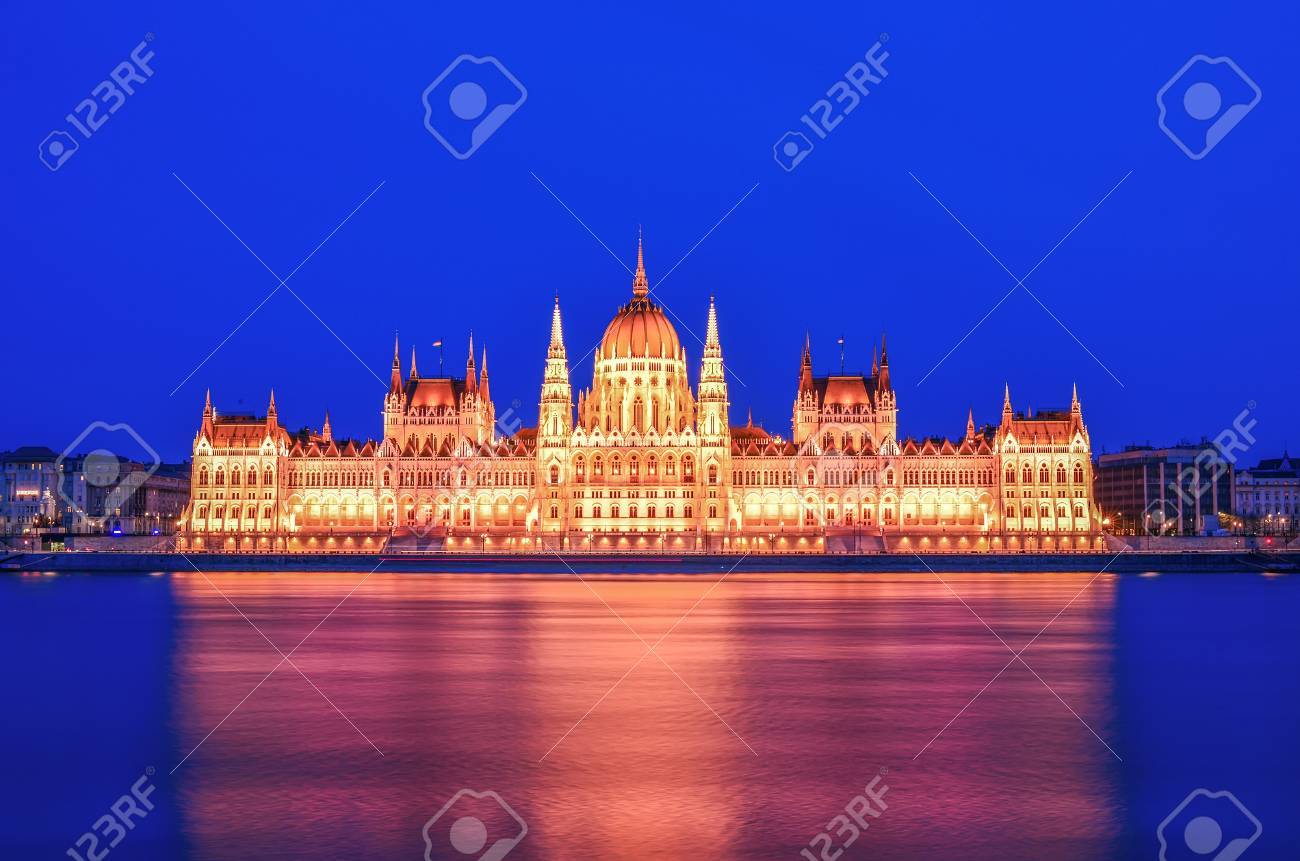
[611,504,620,518]
[1056,464,1067,484]
[651,399,660,430]
[648,504,656,518]
[549,505,559,518]
[665,456,677,476]
[263,505,272,520]
[611,456,622,476]
[215,468,225,486]
[383,470,392,487]
[1040,503,1050,518]
[575,504,584,518]
[630,456,640,477]
[575,456,586,482]
[1022,464,1033,484]
[648,455,658,476]
[594,456,604,477]
[1022,504,1032,519]
[684,504,693,518]
[549,465,559,484]
[1073,463,1085,484]
[633,398,644,431]
[248,467,258,486]
[1074,503,1084,519]
[807,468,816,485]
[1007,503,1017,517]
[707,464,718,484]
[1057,504,1068,518]
[231,466,241,486]
[629,504,638,518]
[197,504,208,519]
[593,504,602,519]
[198,467,209,486]
[682,456,694,481]
[666,504,675,518]
[1039,464,1050,484]
[708,504,718,518]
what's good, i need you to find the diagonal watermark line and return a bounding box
[1019,283,1125,387]
[1018,653,1122,761]
[170,558,387,771]
[538,648,654,763]
[907,172,1018,279]
[652,651,758,756]
[530,171,633,275]
[911,553,1122,761]
[648,181,760,294]
[169,175,386,394]
[908,170,1131,387]
[913,652,1018,761]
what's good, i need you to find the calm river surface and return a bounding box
[2,569,1297,859]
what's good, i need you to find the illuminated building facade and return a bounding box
[179,239,1102,553]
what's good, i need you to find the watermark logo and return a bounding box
[1157,788,1261,861]
[66,769,157,861]
[1143,498,1180,536]
[422,55,527,160]
[422,788,526,861]
[773,37,889,172]
[56,422,162,532]
[39,36,156,172]
[1157,55,1260,160]
[799,770,890,860]
[1165,404,1257,520]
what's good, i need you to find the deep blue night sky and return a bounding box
[5,2,1297,463]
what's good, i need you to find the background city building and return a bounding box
[1093,443,1234,536]
[1234,454,1299,537]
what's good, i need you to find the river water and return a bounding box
[2,569,1296,859]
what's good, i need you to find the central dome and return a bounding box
[598,236,682,361]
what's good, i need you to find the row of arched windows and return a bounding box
[198,465,274,487]
[1005,462,1086,485]
[574,503,693,519]
[1006,502,1086,520]
[571,453,696,483]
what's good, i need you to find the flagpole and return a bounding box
[839,334,845,374]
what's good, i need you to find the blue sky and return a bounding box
[4,1,1297,462]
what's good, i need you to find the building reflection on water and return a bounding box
[168,572,1123,860]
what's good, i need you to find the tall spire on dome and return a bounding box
[632,227,649,299]
[798,332,814,393]
[1003,382,1013,419]
[409,346,419,380]
[1071,382,1080,413]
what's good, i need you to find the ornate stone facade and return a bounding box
[179,239,1102,553]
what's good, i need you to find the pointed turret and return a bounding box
[632,228,649,299]
[872,343,879,376]
[539,296,573,439]
[1002,383,1013,423]
[479,346,490,402]
[549,293,566,356]
[704,295,721,358]
[465,331,477,395]
[966,406,975,440]
[265,389,278,433]
[798,332,814,393]
[322,410,333,443]
[390,331,403,393]
[877,332,891,389]
[410,346,419,380]
[201,388,214,438]
[1071,382,1080,414]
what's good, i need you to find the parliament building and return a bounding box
[178,239,1102,553]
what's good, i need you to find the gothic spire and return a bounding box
[632,229,649,299]
[1003,383,1013,416]
[389,332,403,393]
[549,294,566,354]
[322,409,332,443]
[705,295,720,354]
[410,346,419,380]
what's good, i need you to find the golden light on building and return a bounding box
[176,236,1102,554]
